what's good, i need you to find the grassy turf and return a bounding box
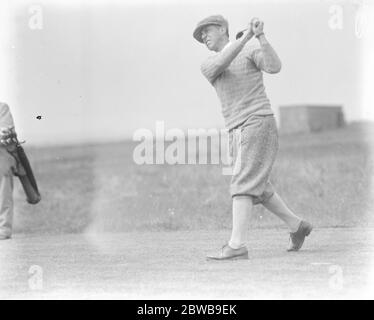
[12,122,374,234]
[1,228,373,299]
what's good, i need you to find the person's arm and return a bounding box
[0,103,16,149]
[0,126,18,150]
[201,29,255,84]
[250,20,282,74]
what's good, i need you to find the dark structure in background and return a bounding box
[279,105,345,134]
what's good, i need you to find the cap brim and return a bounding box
[193,22,221,43]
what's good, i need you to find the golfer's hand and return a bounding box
[251,18,264,37]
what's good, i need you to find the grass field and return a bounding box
[12,121,374,234]
[2,121,374,300]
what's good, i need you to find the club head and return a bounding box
[235,21,260,40]
[236,29,247,40]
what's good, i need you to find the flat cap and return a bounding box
[193,15,228,43]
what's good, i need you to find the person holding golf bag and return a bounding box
[0,102,40,240]
[193,15,312,260]
[0,103,18,240]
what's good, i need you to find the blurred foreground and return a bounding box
[1,228,373,299]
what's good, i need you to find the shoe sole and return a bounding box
[287,224,313,252]
[206,252,249,261]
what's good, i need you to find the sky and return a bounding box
[0,0,373,145]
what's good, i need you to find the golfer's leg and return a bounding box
[0,173,14,238]
[229,195,253,249]
[262,191,301,232]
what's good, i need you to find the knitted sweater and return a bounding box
[201,40,281,130]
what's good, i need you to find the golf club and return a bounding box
[236,20,260,40]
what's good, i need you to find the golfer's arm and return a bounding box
[255,35,282,73]
[201,38,250,83]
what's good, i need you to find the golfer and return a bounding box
[193,15,313,260]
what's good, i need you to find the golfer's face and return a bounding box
[201,25,222,51]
